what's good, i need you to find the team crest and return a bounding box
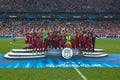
[62,48,73,59]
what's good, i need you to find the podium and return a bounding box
[4,49,46,59]
[4,48,108,59]
[83,49,108,57]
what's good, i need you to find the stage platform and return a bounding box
[5,49,46,59]
[1,54,120,68]
[82,49,108,57]
[83,52,108,57]
[4,48,108,59]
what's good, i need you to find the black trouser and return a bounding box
[92,38,95,52]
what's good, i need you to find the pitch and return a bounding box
[0,38,120,80]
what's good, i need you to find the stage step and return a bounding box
[5,48,108,59]
[82,49,108,57]
[83,54,108,57]
[94,49,105,52]
[8,52,45,56]
[5,52,46,59]
[83,52,105,55]
[12,49,32,53]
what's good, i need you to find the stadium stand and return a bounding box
[0,19,120,37]
[0,0,120,11]
[0,0,119,38]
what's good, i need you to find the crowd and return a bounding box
[0,0,119,11]
[0,19,120,37]
[0,19,119,52]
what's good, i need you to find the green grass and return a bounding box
[0,69,83,80]
[0,38,120,80]
[0,68,120,80]
[96,38,120,53]
[0,38,25,53]
[0,38,120,53]
[79,68,120,80]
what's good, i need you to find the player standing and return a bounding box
[37,32,43,52]
[82,33,88,51]
[91,31,99,52]
[78,31,83,49]
[66,32,72,48]
[59,34,66,49]
[12,32,17,42]
[87,33,93,52]
[24,32,29,47]
[43,34,49,51]
[31,32,38,54]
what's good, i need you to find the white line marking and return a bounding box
[74,68,87,80]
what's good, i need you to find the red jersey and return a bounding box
[79,35,83,44]
[82,36,88,44]
[60,36,65,47]
[88,36,93,44]
[32,34,38,46]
